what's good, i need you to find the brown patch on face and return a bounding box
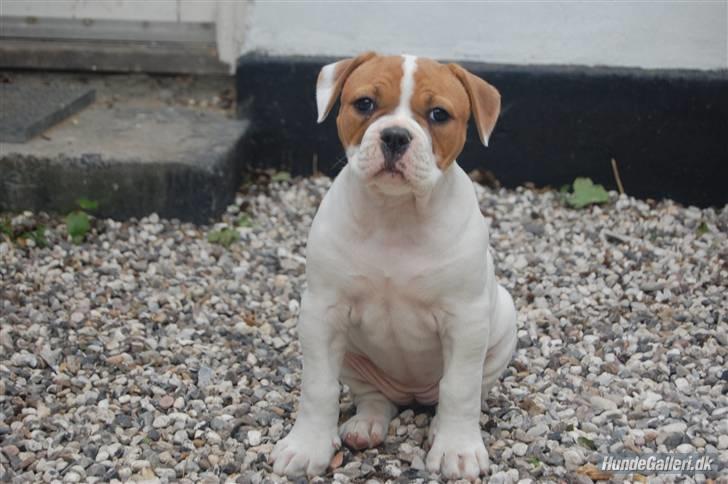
[317,52,376,122]
[410,58,471,170]
[336,55,403,149]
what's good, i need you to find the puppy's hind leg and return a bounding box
[339,366,397,450]
[482,285,517,395]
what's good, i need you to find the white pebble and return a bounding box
[512,442,528,457]
[247,429,262,446]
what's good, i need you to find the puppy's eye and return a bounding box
[353,97,375,114]
[429,107,450,123]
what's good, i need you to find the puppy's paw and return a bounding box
[340,413,389,449]
[270,426,340,477]
[426,425,489,481]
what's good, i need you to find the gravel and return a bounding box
[1,175,727,483]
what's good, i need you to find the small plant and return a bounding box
[563,177,610,209]
[527,456,542,467]
[271,171,291,182]
[208,227,240,247]
[577,436,597,451]
[66,198,98,244]
[0,218,11,239]
[696,221,709,237]
[1,217,48,248]
[18,225,48,248]
[66,212,90,243]
[236,214,254,228]
[77,198,99,211]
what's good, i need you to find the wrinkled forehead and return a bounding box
[413,58,470,114]
[340,55,404,100]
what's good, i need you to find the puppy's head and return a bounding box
[316,52,500,197]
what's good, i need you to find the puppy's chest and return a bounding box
[341,245,449,362]
[349,274,440,333]
[345,271,444,382]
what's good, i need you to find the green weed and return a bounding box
[563,178,610,209]
[66,198,98,244]
[208,227,240,247]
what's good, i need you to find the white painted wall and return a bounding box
[2,1,725,71]
[2,1,186,22]
[1,0,247,69]
[242,1,728,71]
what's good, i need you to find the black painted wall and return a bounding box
[236,54,727,207]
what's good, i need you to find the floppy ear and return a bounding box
[448,64,501,146]
[316,51,376,123]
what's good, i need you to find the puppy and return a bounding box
[270,52,517,481]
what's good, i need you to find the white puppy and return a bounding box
[270,52,518,481]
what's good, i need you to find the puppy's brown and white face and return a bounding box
[316,52,501,197]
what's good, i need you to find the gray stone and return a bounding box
[563,449,584,470]
[198,366,214,388]
[526,423,549,438]
[86,463,106,477]
[659,432,684,448]
[152,415,171,429]
[590,396,618,412]
[157,468,177,479]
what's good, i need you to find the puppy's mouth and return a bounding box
[374,167,406,180]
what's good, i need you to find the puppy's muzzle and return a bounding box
[380,127,412,171]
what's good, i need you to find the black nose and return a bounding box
[380,127,412,167]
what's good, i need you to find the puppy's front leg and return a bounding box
[427,309,490,481]
[270,291,346,477]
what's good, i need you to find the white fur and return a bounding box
[396,54,418,116]
[316,62,337,123]
[271,56,518,481]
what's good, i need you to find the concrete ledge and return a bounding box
[0,105,248,223]
[236,53,728,208]
[0,83,95,142]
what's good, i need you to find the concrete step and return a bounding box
[0,82,95,142]
[0,73,247,223]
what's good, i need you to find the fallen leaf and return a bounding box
[330,450,344,470]
[577,463,613,481]
[244,313,258,326]
[106,353,132,367]
[519,396,545,415]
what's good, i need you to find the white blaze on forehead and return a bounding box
[316,62,337,123]
[396,55,418,116]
